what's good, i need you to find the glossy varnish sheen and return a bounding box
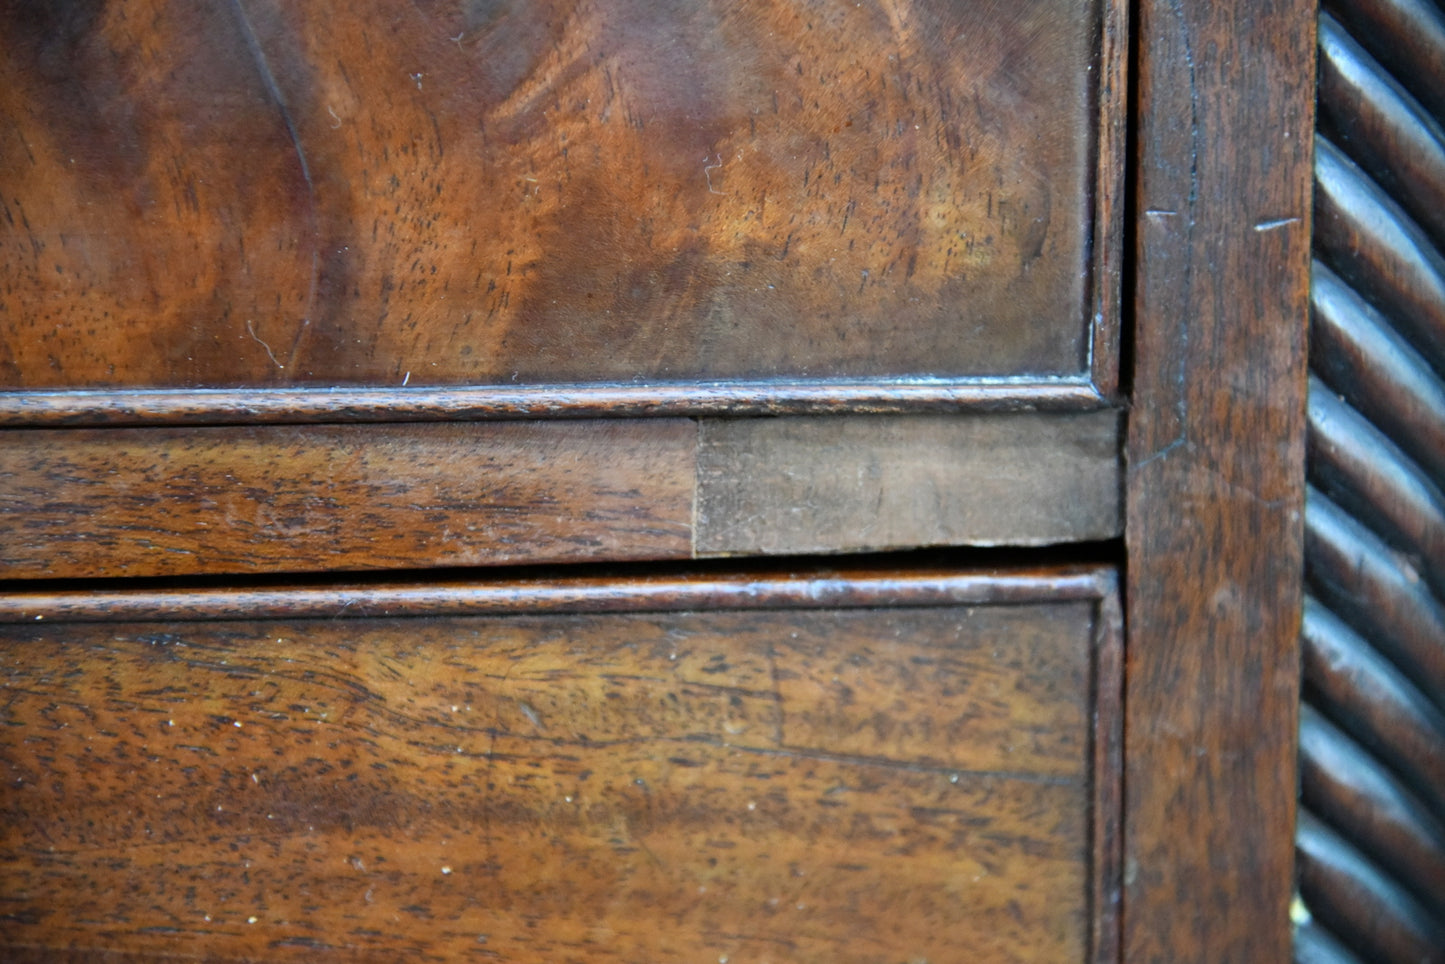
[1300,2,1445,958]
[0,577,1121,962]
[0,0,1106,390]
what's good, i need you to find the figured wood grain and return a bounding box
[1126,0,1313,960]
[696,411,1122,556]
[0,0,1118,395]
[0,420,695,578]
[0,573,1122,963]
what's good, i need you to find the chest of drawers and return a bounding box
[1,0,1319,960]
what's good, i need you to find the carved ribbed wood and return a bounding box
[1298,2,1445,959]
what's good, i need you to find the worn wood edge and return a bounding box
[1125,0,1315,959]
[1090,587,1125,964]
[0,412,1122,580]
[0,378,1113,428]
[695,410,1124,556]
[1089,0,1131,402]
[0,565,1117,624]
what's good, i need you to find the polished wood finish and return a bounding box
[0,0,1120,397]
[1301,599,1445,821]
[0,563,1117,623]
[1321,0,1445,126]
[1,413,1122,579]
[1298,706,1445,919]
[0,379,1113,427]
[0,567,1121,963]
[0,0,1341,959]
[1307,489,1445,713]
[1311,264,1445,489]
[1307,377,1445,597]
[0,420,694,578]
[1126,0,1314,961]
[1317,12,1445,251]
[1300,6,1445,953]
[1296,811,1445,963]
[1314,139,1445,377]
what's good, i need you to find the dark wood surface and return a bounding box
[0,567,1121,963]
[1301,5,1445,954]
[0,0,1118,396]
[0,0,1345,959]
[1296,811,1445,963]
[1125,0,1314,961]
[0,420,695,579]
[1,412,1121,579]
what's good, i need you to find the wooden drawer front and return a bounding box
[0,568,1120,963]
[0,412,1120,579]
[0,0,1121,396]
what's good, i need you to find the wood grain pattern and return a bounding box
[0,412,1123,579]
[1321,0,1445,124]
[0,0,1117,397]
[1299,6,1445,955]
[1126,0,1313,960]
[0,420,695,579]
[696,411,1121,556]
[0,569,1122,963]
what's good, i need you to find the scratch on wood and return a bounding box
[229,0,320,357]
[704,153,727,195]
[246,320,284,369]
[1253,217,1300,232]
[1132,436,1187,472]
